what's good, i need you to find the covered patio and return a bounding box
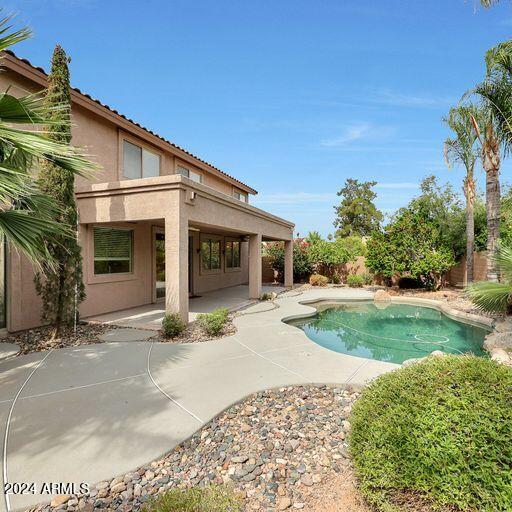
[84,284,286,330]
[75,174,294,325]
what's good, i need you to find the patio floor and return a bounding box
[83,284,286,330]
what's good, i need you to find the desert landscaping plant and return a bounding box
[197,307,229,335]
[350,355,512,512]
[143,485,242,512]
[162,313,186,338]
[347,274,364,287]
[0,19,93,267]
[35,45,86,336]
[466,243,512,313]
[309,274,329,286]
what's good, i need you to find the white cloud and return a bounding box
[370,88,454,108]
[320,122,396,148]
[320,123,372,146]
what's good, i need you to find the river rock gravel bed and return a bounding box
[29,385,359,512]
[2,323,115,355]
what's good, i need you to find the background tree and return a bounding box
[307,236,364,278]
[304,230,322,245]
[35,45,86,336]
[444,104,480,283]
[366,179,457,290]
[333,179,383,237]
[0,19,93,266]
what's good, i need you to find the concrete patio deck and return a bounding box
[83,284,286,329]
[0,287,398,511]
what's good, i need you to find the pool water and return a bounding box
[286,301,489,364]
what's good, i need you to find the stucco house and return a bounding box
[0,50,294,333]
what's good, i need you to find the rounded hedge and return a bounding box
[350,355,512,512]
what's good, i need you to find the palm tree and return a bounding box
[469,41,512,281]
[467,244,512,313]
[444,105,480,283]
[0,17,94,266]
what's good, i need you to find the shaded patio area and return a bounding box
[83,284,285,330]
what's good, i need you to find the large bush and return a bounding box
[350,356,512,512]
[307,236,364,277]
[266,239,312,282]
[366,206,455,289]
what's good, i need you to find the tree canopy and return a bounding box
[333,179,383,237]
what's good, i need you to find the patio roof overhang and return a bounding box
[76,174,294,241]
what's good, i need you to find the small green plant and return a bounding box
[361,272,373,285]
[197,307,229,335]
[143,485,242,512]
[309,274,329,286]
[350,356,512,512]
[347,274,364,287]
[260,292,273,301]
[331,272,341,284]
[162,313,185,338]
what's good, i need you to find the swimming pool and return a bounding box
[285,301,490,364]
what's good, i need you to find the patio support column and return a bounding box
[284,239,293,288]
[165,197,189,323]
[249,233,262,299]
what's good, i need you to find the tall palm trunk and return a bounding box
[464,175,475,284]
[482,124,501,282]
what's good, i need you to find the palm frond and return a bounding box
[466,281,512,313]
[0,15,31,52]
[493,244,512,281]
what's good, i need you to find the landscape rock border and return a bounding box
[29,385,359,512]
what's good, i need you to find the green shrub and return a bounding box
[260,292,273,301]
[266,239,312,282]
[162,313,185,338]
[309,274,329,286]
[143,485,242,512]
[350,356,512,512]
[197,307,229,335]
[331,272,341,284]
[362,272,373,285]
[347,274,364,287]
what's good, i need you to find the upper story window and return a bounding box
[233,190,248,202]
[177,166,202,183]
[94,227,133,274]
[123,140,160,179]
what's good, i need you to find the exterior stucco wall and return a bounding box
[80,222,153,318]
[7,251,43,332]
[190,231,249,295]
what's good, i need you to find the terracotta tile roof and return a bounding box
[2,49,257,194]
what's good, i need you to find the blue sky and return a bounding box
[5,0,512,236]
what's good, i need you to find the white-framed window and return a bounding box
[201,237,221,271]
[123,140,160,179]
[94,227,133,274]
[233,190,248,202]
[225,239,241,269]
[177,166,202,183]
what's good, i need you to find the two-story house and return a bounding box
[0,51,294,333]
